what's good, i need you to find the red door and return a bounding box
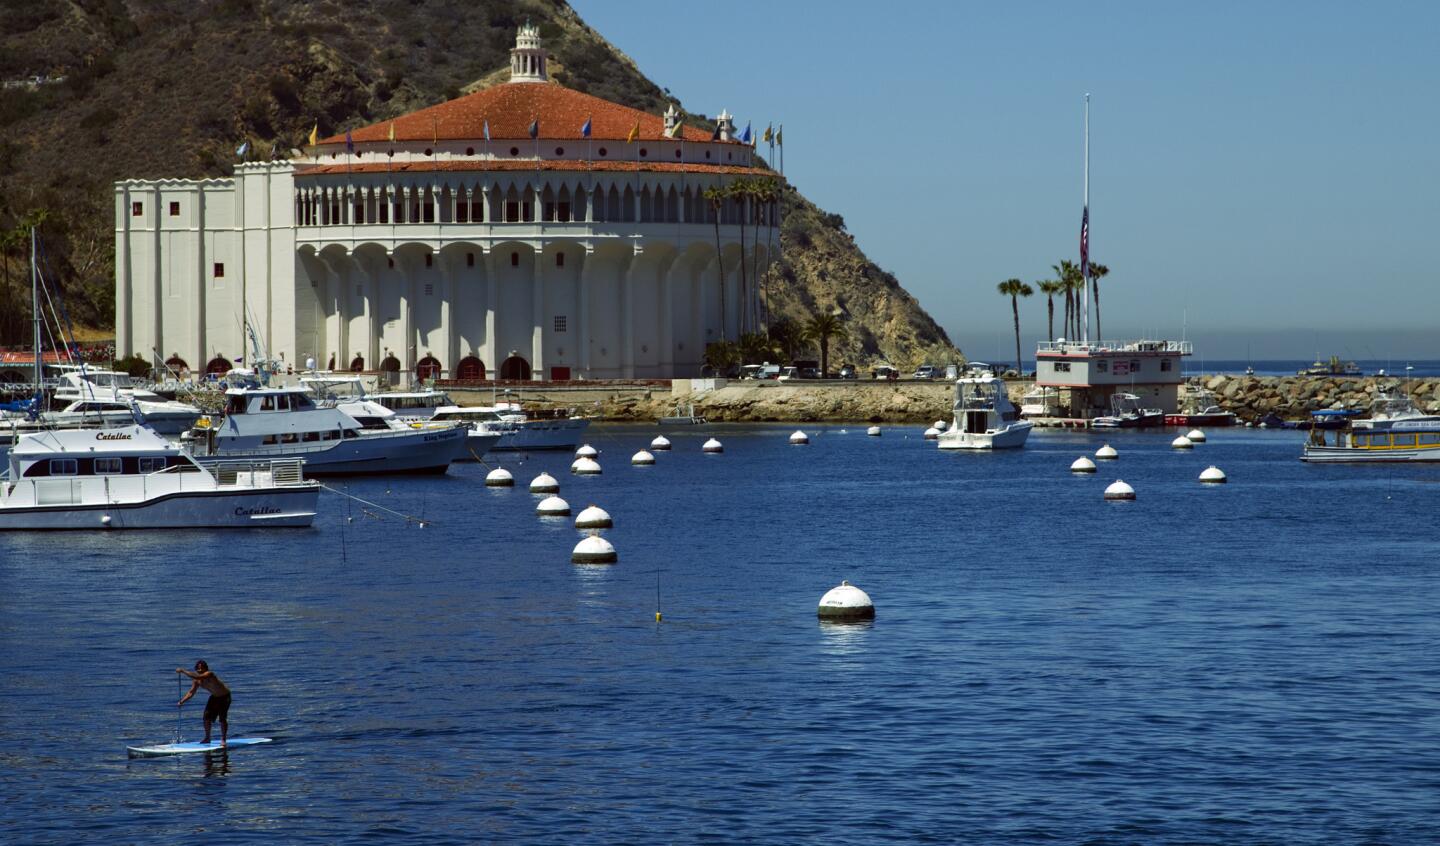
[549,366,571,381]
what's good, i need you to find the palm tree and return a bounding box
[767,317,803,363]
[802,312,848,377]
[1037,279,1064,341]
[703,339,741,375]
[996,278,1034,376]
[1087,262,1109,342]
[1051,261,1074,339]
[737,331,775,365]
[702,185,728,341]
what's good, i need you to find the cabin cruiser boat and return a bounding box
[936,369,1032,450]
[1298,356,1363,377]
[431,402,589,451]
[369,389,454,420]
[1164,386,1237,427]
[1018,385,1060,418]
[186,384,468,475]
[1301,414,1440,463]
[1091,393,1165,429]
[0,425,318,529]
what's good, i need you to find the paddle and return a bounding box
[175,672,182,744]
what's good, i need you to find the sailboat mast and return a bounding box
[1081,94,1090,347]
[31,227,41,392]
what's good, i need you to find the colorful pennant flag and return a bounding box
[738,121,752,145]
[776,125,783,146]
[345,129,353,153]
[307,123,318,146]
[528,119,539,140]
[235,140,249,157]
[666,116,684,139]
[580,117,592,138]
[762,124,773,143]
[626,121,640,144]
[387,121,396,143]
[483,120,491,142]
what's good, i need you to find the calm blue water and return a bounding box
[3,425,1439,844]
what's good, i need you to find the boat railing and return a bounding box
[211,458,308,487]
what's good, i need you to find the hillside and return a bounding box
[0,0,959,367]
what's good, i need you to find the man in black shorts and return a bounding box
[177,660,232,747]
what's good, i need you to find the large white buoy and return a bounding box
[485,467,514,487]
[1103,480,1136,501]
[702,438,724,454]
[817,580,875,621]
[789,430,809,445]
[1186,429,1207,443]
[923,427,941,440]
[571,456,603,475]
[529,472,559,494]
[536,495,571,516]
[1199,465,1228,484]
[1171,435,1194,449]
[933,420,948,431]
[631,449,656,465]
[650,435,672,451]
[575,505,613,529]
[867,426,881,437]
[572,534,618,564]
[1071,456,1097,473]
[575,444,598,459]
[1095,444,1118,460]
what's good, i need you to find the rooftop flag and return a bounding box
[626,121,640,144]
[738,121,752,145]
[666,116,684,139]
[388,121,396,143]
[528,119,539,140]
[345,129,353,153]
[307,123,318,147]
[762,124,773,143]
[581,117,592,138]
[1080,205,1090,279]
[432,115,438,145]
[235,140,249,158]
[776,125,783,146]
[483,120,490,142]
[710,124,721,141]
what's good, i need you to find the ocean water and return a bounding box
[2,424,1439,844]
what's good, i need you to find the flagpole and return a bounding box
[1081,94,1090,347]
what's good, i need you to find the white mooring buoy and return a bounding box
[536,495,571,517]
[574,505,613,529]
[572,535,618,564]
[867,426,882,437]
[923,427,941,440]
[650,435,672,451]
[1187,428,1207,443]
[1171,435,1194,449]
[817,580,875,621]
[1071,456,1097,473]
[1103,480,1136,501]
[1199,465,1228,484]
[631,449,656,465]
[485,467,514,487]
[789,430,809,445]
[529,472,559,494]
[575,444,598,459]
[1095,444,1119,460]
[571,457,603,475]
[703,438,724,454]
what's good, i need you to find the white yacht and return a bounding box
[187,384,468,475]
[1018,385,1060,418]
[0,425,319,529]
[430,402,589,451]
[937,368,1033,450]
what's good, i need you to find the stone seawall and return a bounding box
[447,374,1435,425]
[1196,374,1437,423]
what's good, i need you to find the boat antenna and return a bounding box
[1081,93,1090,347]
[31,226,41,412]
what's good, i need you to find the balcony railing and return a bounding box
[1036,339,1193,355]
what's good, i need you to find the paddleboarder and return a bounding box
[176,660,231,747]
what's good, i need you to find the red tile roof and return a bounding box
[318,82,733,146]
[297,160,778,179]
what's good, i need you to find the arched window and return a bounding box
[381,354,401,373]
[349,355,365,371]
[415,355,442,381]
[499,355,532,381]
[205,356,233,376]
[456,356,486,380]
[165,355,190,372]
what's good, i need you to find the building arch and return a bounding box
[205,356,233,376]
[456,355,486,380]
[349,354,366,371]
[415,354,442,381]
[499,354,531,380]
[164,354,189,373]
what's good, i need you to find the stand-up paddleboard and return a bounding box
[127,737,272,758]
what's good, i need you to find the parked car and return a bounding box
[912,365,940,380]
[798,366,820,379]
[738,364,763,380]
[838,364,858,380]
[755,364,781,380]
[777,366,801,381]
[872,365,900,380]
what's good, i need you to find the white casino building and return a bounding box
[114,25,778,381]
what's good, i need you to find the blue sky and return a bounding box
[570,1,1440,358]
